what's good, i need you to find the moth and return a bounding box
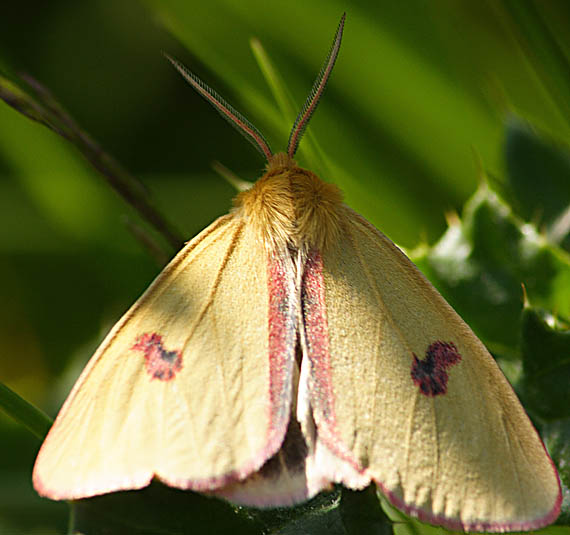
[33,14,561,532]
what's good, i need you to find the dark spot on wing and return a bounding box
[132,332,183,381]
[411,341,461,397]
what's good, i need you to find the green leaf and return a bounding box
[414,182,570,359]
[72,484,346,535]
[339,486,392,535]
[0,381,52,440]
[72,484,262,535]
[519,306,570,421]
[504,118,570,250]
[262,492,345,535]
[380,494,449,535]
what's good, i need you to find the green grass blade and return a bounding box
[0,381,52,440]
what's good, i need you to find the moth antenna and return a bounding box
[287,13,345,158]
[165,54,273,162]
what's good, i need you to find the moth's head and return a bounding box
[233,151,343,253]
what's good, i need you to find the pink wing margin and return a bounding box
[301,251,365,471]
[265,255,298,453]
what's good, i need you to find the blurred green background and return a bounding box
[0,0,568,533]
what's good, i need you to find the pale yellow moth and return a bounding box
[33,14,561,532]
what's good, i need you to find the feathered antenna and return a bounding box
[287,13,345,158]
[165,54,273,161]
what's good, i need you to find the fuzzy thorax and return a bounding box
[234,153,343,253]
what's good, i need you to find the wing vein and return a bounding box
[431,397,440,509]
[501,413,527,518]
[347,216,416,358]
[180,221,245,354]
[403,388,420,492]
[343,222,371,447]
[178,221,246,466]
